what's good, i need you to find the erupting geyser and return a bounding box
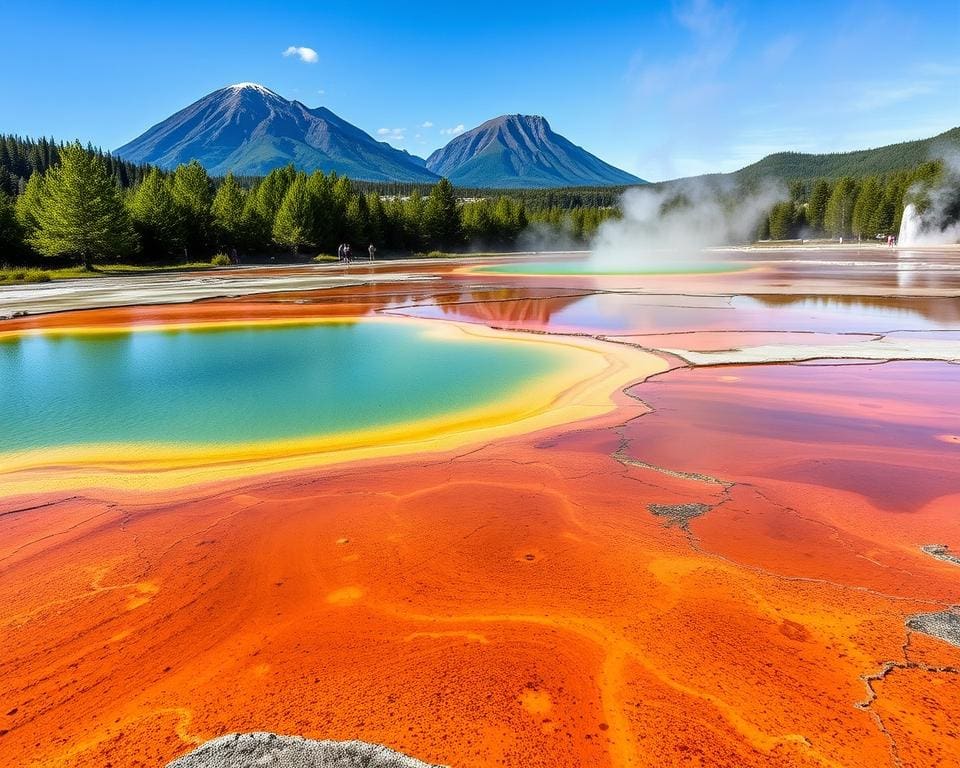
[898,203,922,245]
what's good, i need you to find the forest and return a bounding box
[757,162,949,241]
[0,133,955,272]
[0,136,617,266]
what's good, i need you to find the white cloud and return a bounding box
[377,127,407,142]
[282,46,319,64]
[420,121,434,128]
[317,89,326,95]
[441,124,466,136]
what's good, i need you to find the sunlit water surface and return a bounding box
[0,321,566,451]
[473,259,741,275]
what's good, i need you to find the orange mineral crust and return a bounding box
[2,353,959,768]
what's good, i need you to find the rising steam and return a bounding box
[590,178,784,267]
[898,151,960,246]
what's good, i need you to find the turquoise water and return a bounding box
[0,321,565,451]
[476,260,741,275]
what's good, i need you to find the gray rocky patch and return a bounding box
[906,609,960,648]
[921,544,960,566]
[647,502,712,528]
[165,733,443,768]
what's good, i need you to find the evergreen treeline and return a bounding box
[0,134,153,196]
[2,132,955,268]
[4,143,613,267]
[735,127,960,187]
[347,181,625,211]
[758,161,949,241]
[195,177,626,211]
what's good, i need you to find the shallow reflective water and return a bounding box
[393,291,960,334]
[0,320,565,450]
[473,258,740,275]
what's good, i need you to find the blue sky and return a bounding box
[4,0,958,181]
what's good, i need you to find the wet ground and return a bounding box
[0,246,958,768]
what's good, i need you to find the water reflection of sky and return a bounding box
[392,291,960,335]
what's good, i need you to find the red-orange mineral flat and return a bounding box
[1,249,959,768]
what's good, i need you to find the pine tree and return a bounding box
[272,172,313,253]
[128,168,180,259]
[171,161,214,258]
[423,178,462,249]
[383,198,406,249]
[870,188,898,237]
[345,194,369,244]
[0,192,24,257]
[768,201,796,240]
[462,199,494,242]
[365,192,385,246]
[824,177,858,238]
[402,191,425,249]
[212,172,246,250]
[255,165,295,224]
[14,171,45,240]
[30,143,137,268]
[852,177,882,238]
[0,142,11,176]
[806,179,831,234]
[241,191,270,253]
[331,176,354,243]
[306,171,335,250]
[755,213,771,241]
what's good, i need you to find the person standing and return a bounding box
[337,243,345,263]
[344,244,352,264]
[368,243,377,261]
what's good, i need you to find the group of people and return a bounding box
[336,243,377,263]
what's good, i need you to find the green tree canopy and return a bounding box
[306,171,335,250]
[128,168,180,259]
[0,193,24,258]
[29,143,136,268]
[402,191,425,250]
[171,161,214,257]
[255,165,295,223]
[423,178,462,249]
[212,172,246,250]
[870,188,898,237]
[345,193,369,244]
[365,192,385,246]
[806,179,831,234]
[14,171,45,239]
[272,172,313,253]
[852,177,882,238]
[768,201,797,240]
[824,177,858,238]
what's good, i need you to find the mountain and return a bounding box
[115,83,439,182]
[425,115,644,189]
[669,126,960,188]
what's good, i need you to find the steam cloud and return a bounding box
[590,178,784,267]
[898,151,960,246]
[517,221,585,253]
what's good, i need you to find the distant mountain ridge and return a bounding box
[426,114,644,188]
[113,83,954,189]
[669,127,960,188]
[116,86,644,188]
[115,84,438,182]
